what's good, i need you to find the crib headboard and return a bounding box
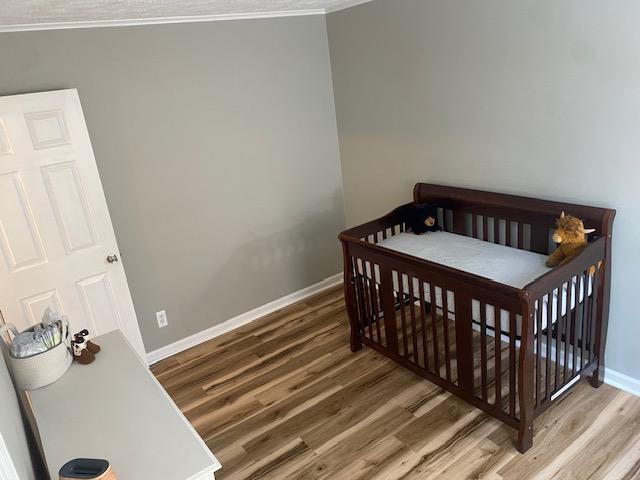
[413,183,615,255]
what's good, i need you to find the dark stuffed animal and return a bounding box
[407,204,441,234]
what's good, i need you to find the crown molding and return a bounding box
[0,9,326,33]
[0,0,377,33]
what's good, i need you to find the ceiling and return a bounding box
[0,0,373,31]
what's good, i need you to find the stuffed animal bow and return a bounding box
[545,212,595,268]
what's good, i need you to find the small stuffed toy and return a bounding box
[545,212,595,267]
[71,329,101,365]
[407,203,441,235]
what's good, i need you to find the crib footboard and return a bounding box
[524,236,609,416]
[341,233,531,449]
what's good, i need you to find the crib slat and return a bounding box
[545,290,553,400]
[368,271,382,345]
[380,268,399,355]
[354,268,366,339]
[505,220,512,247]
[494,306,501,408]
[441,288,452,382]
[509,311,516,416]
[365,275,376,341]
[454,291,474,393]
[482,216,488,242]
[453,210,466,235]
[419,281,430,370]
[408,277,419,364]
[589,269,600,363]
[556,283,569,390]
[472,214,478,238]
[429,283,440,375]
[580,271,589,370]
[564,275,574,381]
[554,285,562,390]
[398,273,409,357]
[573,275,582,374]
[530,222,547,254]
[494,217,500,244]
[480,302,488,402]
[518,222,524,249]
[535,297,543,405]
[361,272,374,340]
[585,271,593,365]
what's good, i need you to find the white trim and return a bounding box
[0,433,19,480]
[605,367,640,398]
[146,270,639,397]
[0,0,379,33]
[324,0,377,13]
[147,273,343,365]
[0,9,325,33]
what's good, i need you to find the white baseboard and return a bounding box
[146,273,639,399]
[605,367,640,397]
[147,273,343,365]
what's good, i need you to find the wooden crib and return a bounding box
[339,183,615,453]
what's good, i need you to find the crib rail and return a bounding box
[414,183,613,255]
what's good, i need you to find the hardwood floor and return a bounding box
[152,286,640,480]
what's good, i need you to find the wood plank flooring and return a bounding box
[152,286,640,480]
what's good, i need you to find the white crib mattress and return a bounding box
[377,231,549,289]
[357,231,592,337]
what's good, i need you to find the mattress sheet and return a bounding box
[356,232,592,336]
[377,231,549,289]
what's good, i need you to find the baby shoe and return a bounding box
[75,330,101,354]
[72,336,95,365]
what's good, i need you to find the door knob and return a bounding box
[106,254,119,264]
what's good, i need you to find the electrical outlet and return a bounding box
[156,310,168,328]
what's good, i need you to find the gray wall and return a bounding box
[328,0,640,380]
[0,17,344,352]
[0,353,35,479]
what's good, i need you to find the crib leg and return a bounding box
[350,327,362,352]
[517,308,535,454]
[342,245,363,353]
[589,360,605,388]
[517,419,533,453]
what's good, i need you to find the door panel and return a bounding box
[21,289,64,326]
[0,172,47,272]
[42,160,98,253]
[25,108,71,149]
[0,90,145,358]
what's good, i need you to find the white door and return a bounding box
[0,89,145,357]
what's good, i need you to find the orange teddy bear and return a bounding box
[545,212,595,268]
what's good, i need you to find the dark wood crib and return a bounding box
[339,183,615,453]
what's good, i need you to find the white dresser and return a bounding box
[26,330,221,480]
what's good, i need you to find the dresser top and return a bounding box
[27,330,221,480]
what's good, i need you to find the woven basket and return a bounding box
[1,323,73,391]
